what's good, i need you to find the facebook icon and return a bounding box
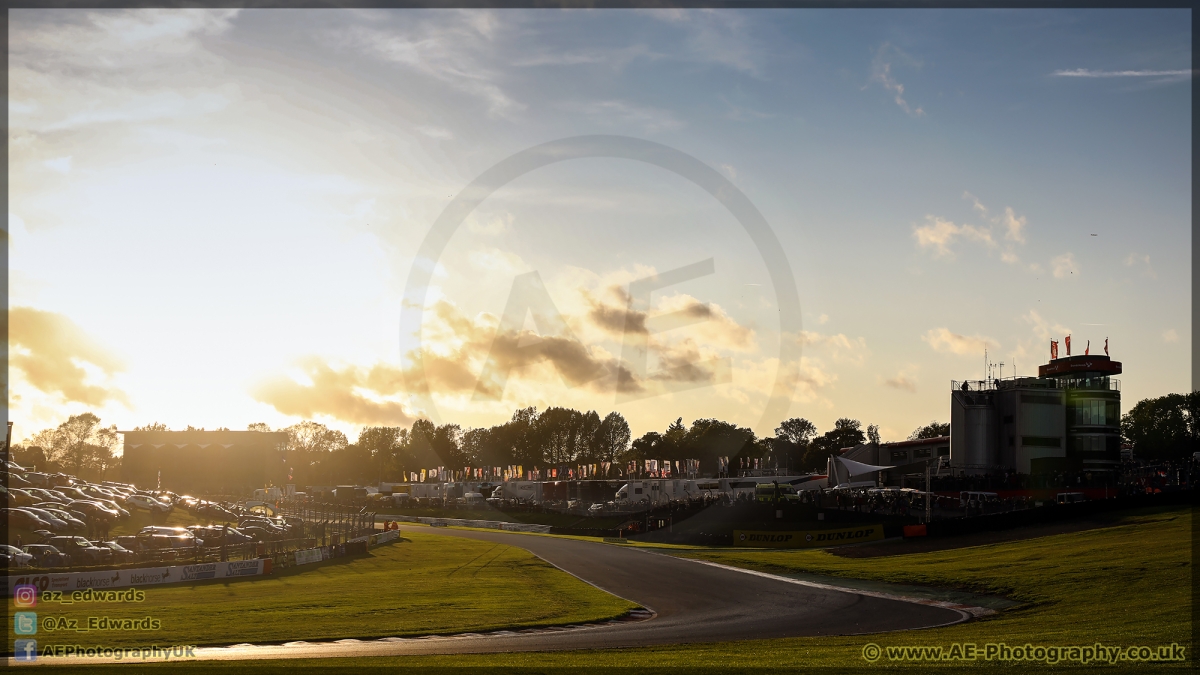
[14,639,37,663]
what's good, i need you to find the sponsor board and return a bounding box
[733,525,884,548]
[294,548,323,566]
[371,530,400,546]
[6,560,266,596]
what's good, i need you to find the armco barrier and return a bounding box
[6,559,268,596]
[390,515,551,533]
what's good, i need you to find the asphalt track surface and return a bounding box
[28,526,968,664]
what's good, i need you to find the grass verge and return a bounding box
[23,506,1192,672]
[7,530,636,654]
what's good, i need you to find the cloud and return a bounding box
[252,358,418,426]
[467,247,530,277]
[415,125,453,140]
[883,367,918,393]
[1052,68,1193,78]
[915,194,1039,269]
[817,314,829,325]
[922,327,998,356]
[1023,310,1072,342]
[1163,329,1178,343]
[466,212,513,236]
[1124,252,1155,278]
[558,99,684,133]
[1051,252,1079,279]
[10,11,241,134]
[912,215,994,257]
[331,12,524,117]
[584,286,754,352]
[867,42,924,117]
[43,156,73,173]
[1000,207,1027,244]
[7,306,128,407]
[641,9,763,76]
[797,330,869,366]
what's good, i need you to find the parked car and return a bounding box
[33,506,88,533]
[1,544,34,567]
[1,472,32,488]
[22,472,51,488]
[238,525,284,542]
[5,487,38,507]
[187,525,254,545]
[46,536,113,565]
[127,494,172,514]
[4,507,55,532]
[69,500,120,522]
[97,541,138,563]
[22,544,68,568]
[196,502,238,521]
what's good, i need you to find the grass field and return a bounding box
[24,505,1192,672]
[7,530,635,655]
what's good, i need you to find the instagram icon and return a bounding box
[14,585,38,608]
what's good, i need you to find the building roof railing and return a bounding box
[1057,376,1120,391]
[952,380,996,392]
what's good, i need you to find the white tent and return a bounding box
[836,456,895,477]
[826,455,896,488]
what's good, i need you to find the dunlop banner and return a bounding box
[733,524,884,548]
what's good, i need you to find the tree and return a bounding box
[247,422,271,432]
[27,413,118,480]
[802,418,865,471]
[867,424,881,445]
[1122,392,1200,461]
[775,418,817,446]
[908,421,949,440]
[685,419,756,473]
[357,426,405,481]
[281,421,348,485]
[135,422,169,431]
[594,412,631,462]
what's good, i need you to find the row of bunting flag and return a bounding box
[408,458,734,482]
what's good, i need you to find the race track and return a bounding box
[27,526,968,664]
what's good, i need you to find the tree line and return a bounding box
[9,408,949,487]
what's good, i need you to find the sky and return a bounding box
[5,8,1192,447]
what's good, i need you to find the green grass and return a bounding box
[8,531,636,654]
[25,506,1193,672]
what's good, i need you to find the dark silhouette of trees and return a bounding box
[908,420,949,440]
[1122,392,1200,461]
